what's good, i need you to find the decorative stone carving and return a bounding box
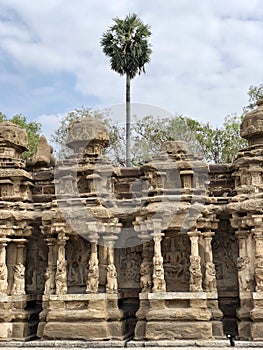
[140,260,152,292]
[86,236,99,293]
[205,261,217,292]
[189,255,202,292]
[86,259,99,293]
[255,258,263,292]
[0,263,8,294]
[55,260,67,295]
[44,267,56,295]
[237,256,253,292]
[106,263,118,293]
[11,263,25,295]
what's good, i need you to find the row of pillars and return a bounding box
[0,238,27,295]
[43,219,218,295]
[135,219,217,294]
[235,214,263,293]
[44,222,122,295]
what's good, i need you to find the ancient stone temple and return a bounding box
[1,100,263,342]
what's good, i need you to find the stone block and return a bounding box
[42,321,110,340]
[145,321,213,340]
[0,322,12,339]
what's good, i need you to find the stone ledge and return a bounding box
[4,339,263,347]
[140,292,207,300]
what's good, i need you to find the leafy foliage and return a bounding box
[101,13,152,79]
[243,84,263,113]
[51,109,247,165]
[0,113,41,158]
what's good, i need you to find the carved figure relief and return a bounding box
[56,260,67,294]
[204,262,217,292]
[140,260,152,292]
[153,256,166,292]
[119,247,142,287]
[44,267,56,295]
[163,236,190,292]
[86,259,99,293]
[66,237,90,289]
[11,263,25,295]
[0,263,8,294]
[237,256,253,292]
[255,258,263,292]
[106,264,118,293]
[212,222,238,292]
[189,255,202,292]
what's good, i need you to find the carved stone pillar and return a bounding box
[86,226,99,293]
[203,231,217,292]
[104,223,121,294]
[236,230,253,292]
[251,215,263,340]
[44,238,57,295]
[252,216,263,292]
[188,230,202,292]
[0,238,9,294]
[55,232,68,295]
[11,239,27,295]
[136,220,153,293]
[150,219,166,293]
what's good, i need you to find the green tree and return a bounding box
[0,113,41,158]
[243,84,263,113]
[101,13,152,167]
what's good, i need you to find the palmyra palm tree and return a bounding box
[101,13,152,166]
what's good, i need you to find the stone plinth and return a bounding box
[38,293,130,341]
[250,292,263,340]
[0,294,41,341]
[135,292,213,340]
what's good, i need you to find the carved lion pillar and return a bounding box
[188,230,202,292]
[0,238,9,295]
[236,230,253,292]
[104,223,121,294]
[11,239,27,296]
[86,225,99,293]
[149,219,166,293]
[135,220,153,293]
[203,231,217,292]
[55,232,68,295]
[44,238,57,295]
[252,215,263,292]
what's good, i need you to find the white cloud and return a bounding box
[0,0,263,137]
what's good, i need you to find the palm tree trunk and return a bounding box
[126,73,131,167]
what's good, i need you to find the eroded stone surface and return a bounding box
[1,105,263,342]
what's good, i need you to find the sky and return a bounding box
[1,0,263,141]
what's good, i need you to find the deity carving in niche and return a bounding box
[26,235,47,293]
[119,247,142,287]
[66,237,90,289]
[163,236,190,292]
[212,225,238,291]
[11,263,25,295]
